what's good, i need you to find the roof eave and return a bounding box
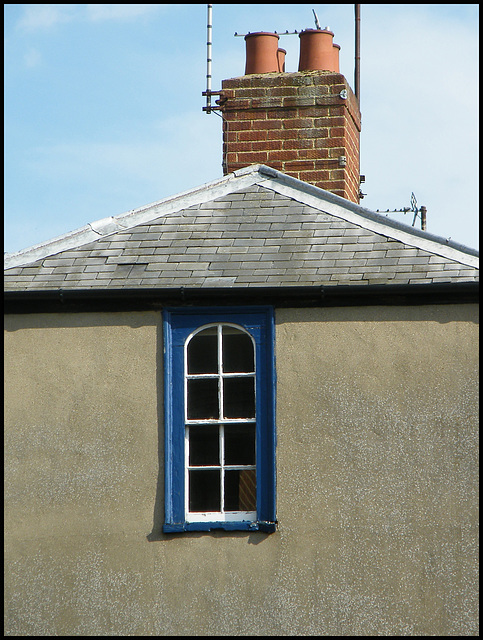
[4,281,479,314]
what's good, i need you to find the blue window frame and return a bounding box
[163,307,276,533]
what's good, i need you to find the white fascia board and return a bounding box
[261,174,479,269]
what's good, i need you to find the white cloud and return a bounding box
[85,4,163,22]
[16,3,166,31]
[355,5,478,246]
[23,48,42,68]
[17,4,80,31]
[22,109,222,211]
[3,110,222,252]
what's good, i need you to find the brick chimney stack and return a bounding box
[218,29,361,203]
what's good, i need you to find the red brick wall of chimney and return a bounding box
[219,71,361,203]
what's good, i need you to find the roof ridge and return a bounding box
[4,164,479,270]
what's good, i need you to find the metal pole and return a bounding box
[420,206,427,231]
[206,4,213,113]
[355,4,361,104]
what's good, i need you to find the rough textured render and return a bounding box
[4,165,478,291]
[4,305,479,636]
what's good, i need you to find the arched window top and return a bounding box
[186,323,255,376]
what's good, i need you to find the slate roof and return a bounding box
[4,165,479,291]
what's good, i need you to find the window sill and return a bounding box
[163,520,277,533]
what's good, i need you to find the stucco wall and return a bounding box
[4,305,479,636]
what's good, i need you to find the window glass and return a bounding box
[222,327,254,373]
[224,424,256,465]
[189,469,221,512]
[224,469,257,511]
[187,327,218,374]
[223,377,255,419]
[187,378,219,420]
[188,425,220,466]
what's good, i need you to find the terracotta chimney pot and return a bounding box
[244,32,280,74]
[277,48,286,73]
[331,43,340,73]
[298,29,339,72]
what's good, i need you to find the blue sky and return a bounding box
[4,4,479,254]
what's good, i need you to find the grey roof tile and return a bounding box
[4,164,478,292]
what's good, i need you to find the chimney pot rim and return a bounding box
[244,31,280,40]
[299,28,334,37]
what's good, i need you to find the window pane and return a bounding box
[187,328,218,374]
[222,328,254,373]
[189,469,220,512]
[224,470,257,512]
[224,424,256,465]
[188,425,220,466]
[187,378,219,420]
[223,377,255,419]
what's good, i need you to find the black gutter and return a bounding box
[4,282,479,314]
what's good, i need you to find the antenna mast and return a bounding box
[312,9,321,30]
[376,193,427,231]
[206,4,213,113]
[203,4,224,114]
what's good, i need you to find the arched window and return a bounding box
[185,324,256,520]
[163,307,276,533]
